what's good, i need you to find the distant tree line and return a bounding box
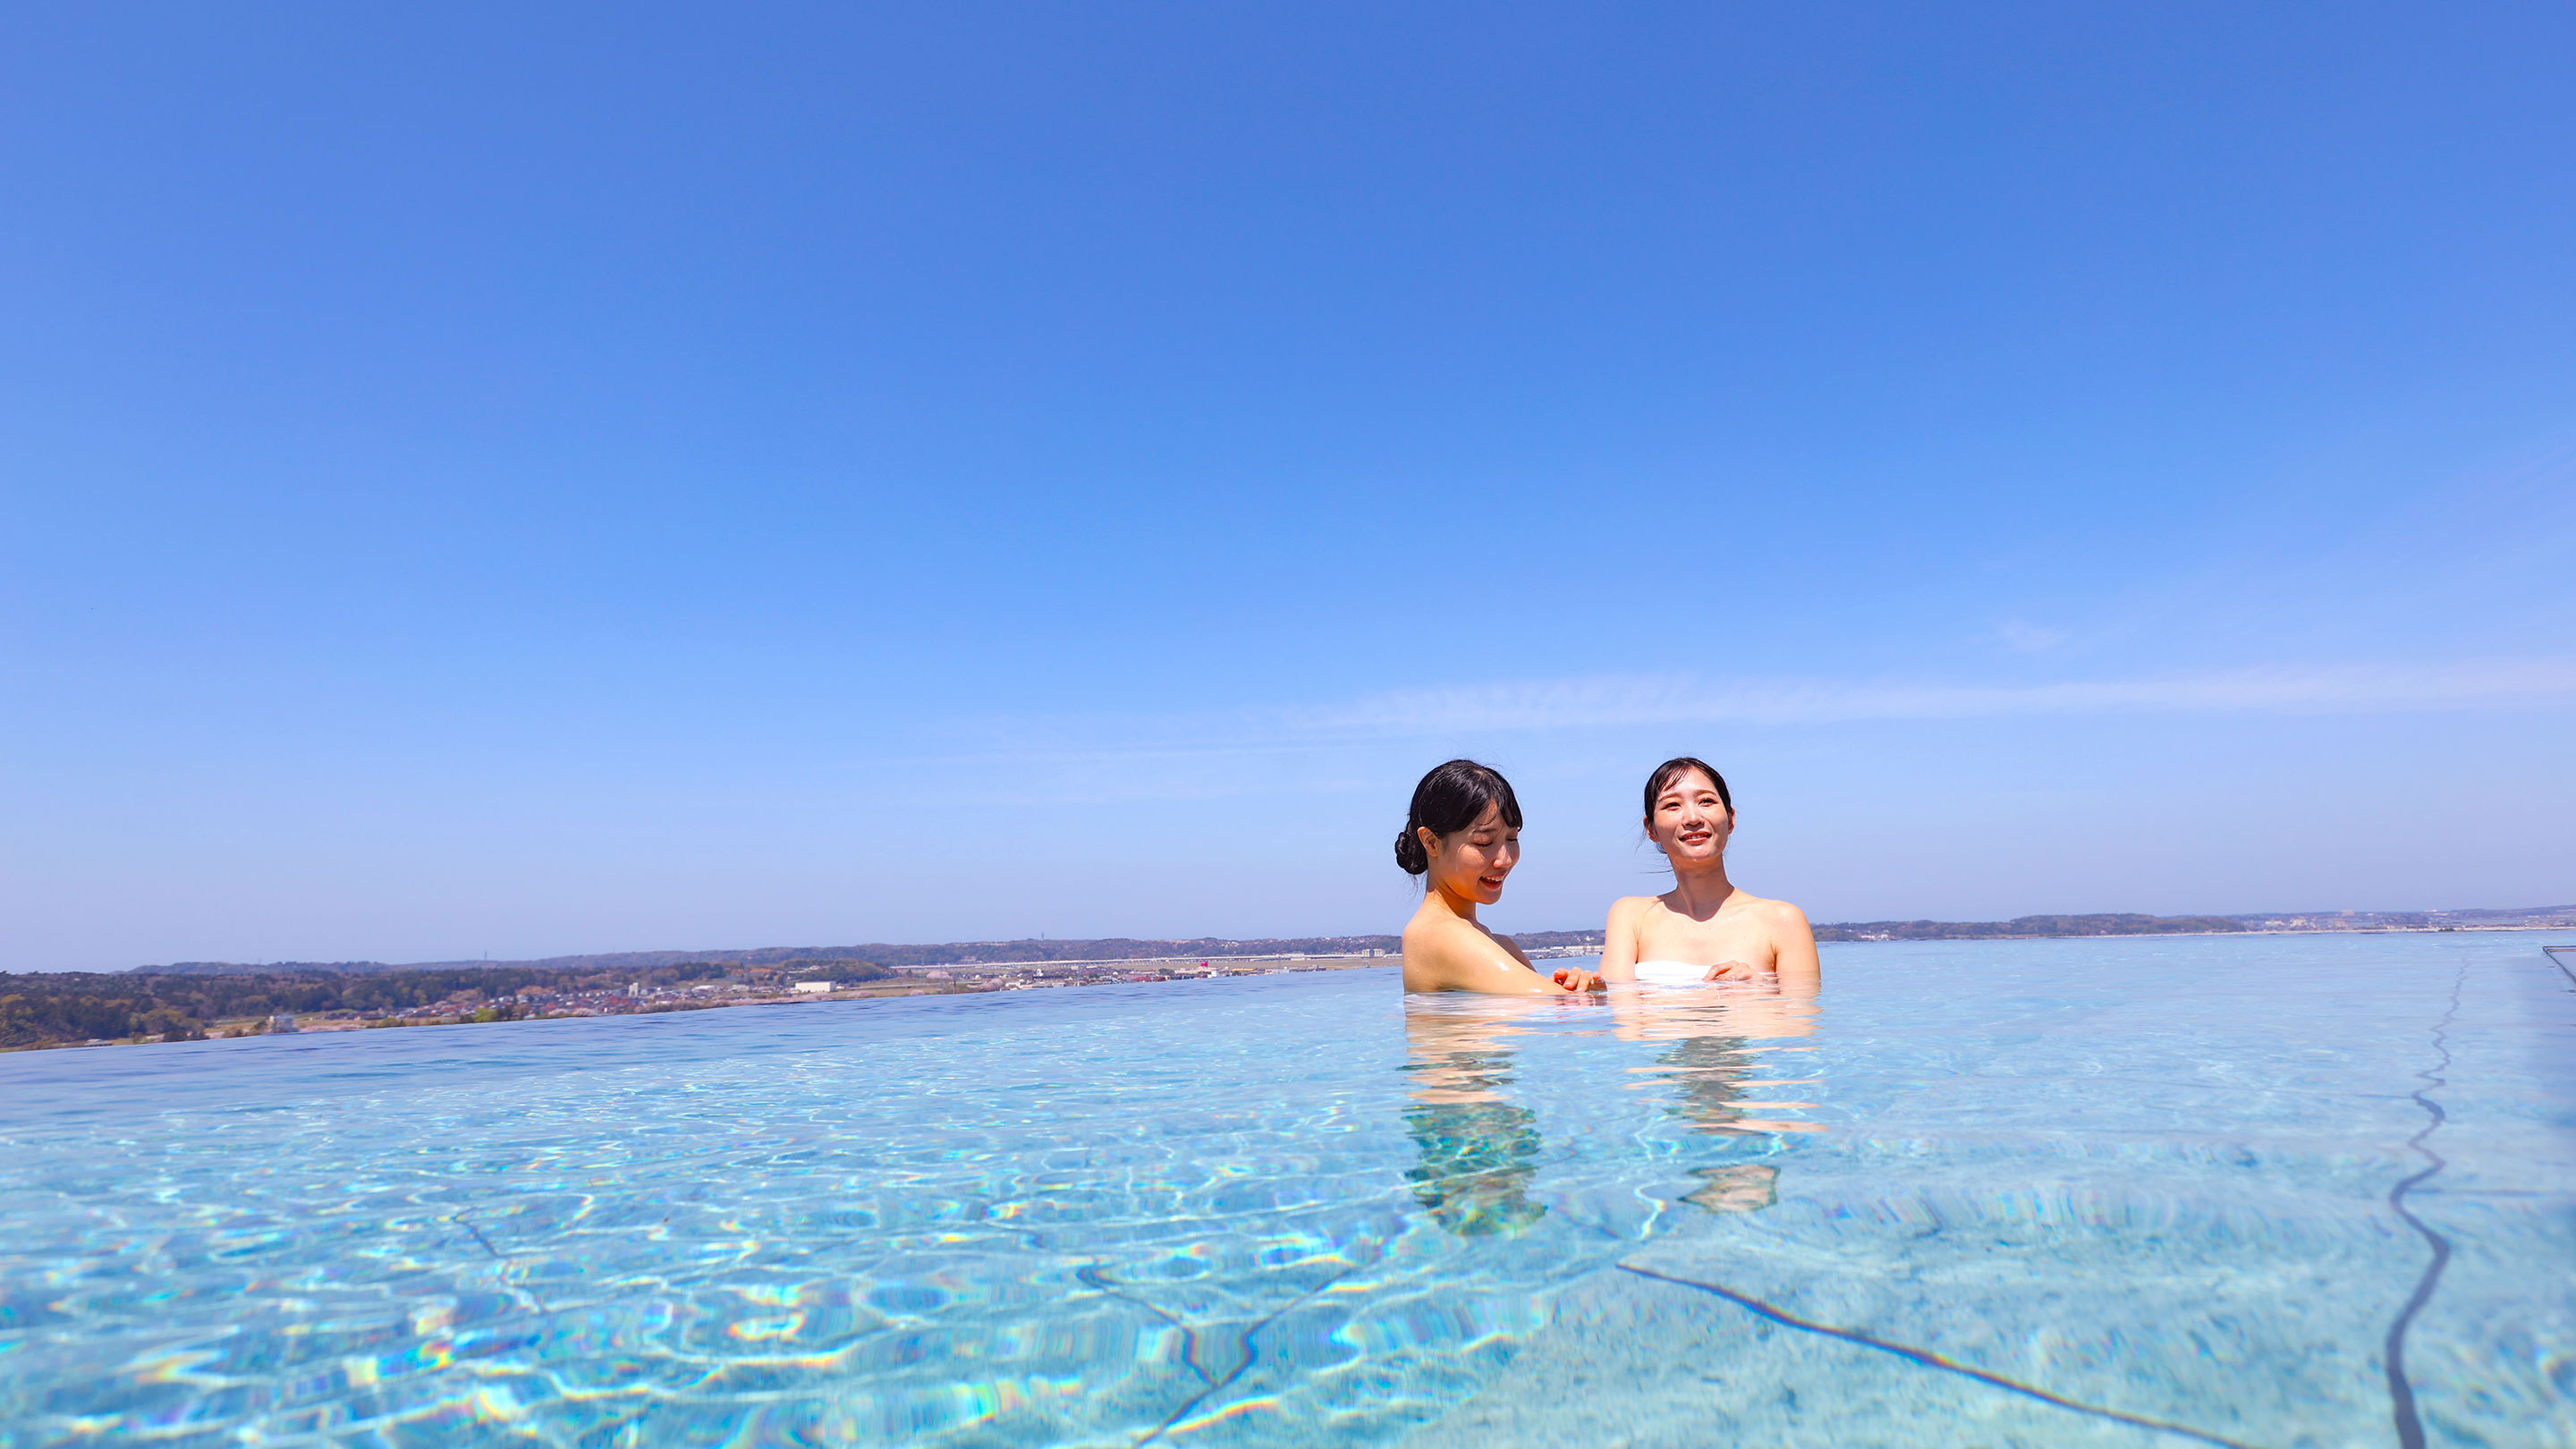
[1809,913,2247,942]
[818,936,1412,966]
[124,903,2572,983]
[0,958,891,1050]
[1513,931,1606,949]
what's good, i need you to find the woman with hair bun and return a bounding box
[1396,759,1605,994]
[1600,757,1820,991]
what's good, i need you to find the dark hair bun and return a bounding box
[1396,759,1522,882]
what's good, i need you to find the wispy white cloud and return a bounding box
[1286,656,2576,737]
[864,656,2576,804]
[1996,619,2072,653]
[908,657,2576,774]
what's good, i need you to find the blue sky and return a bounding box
[4,4,2572,970]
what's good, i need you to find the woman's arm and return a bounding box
[1597,898,1643,983]
[1767,902,1821,996]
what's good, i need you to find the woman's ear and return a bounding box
[1417,825,1441,859]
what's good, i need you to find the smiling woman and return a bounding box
[1602,757,1820,991]
[1396,759,1603,995]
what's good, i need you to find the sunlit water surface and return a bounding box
[3,934,2572,1447]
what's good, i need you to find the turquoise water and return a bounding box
[3,934,2572,1447]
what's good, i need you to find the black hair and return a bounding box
[1643,757,1733,828]
[1395,759,1522,877]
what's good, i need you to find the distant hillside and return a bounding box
[140,936,1415,976]
[1810,904,2576,942]
[117,903,2576,977]
[2227,904,2576,930]
[1811,913,2245,942]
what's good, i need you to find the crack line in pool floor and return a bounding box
[451,1208,554,1316]
[1615,1263,2264,1449]
[2381,963,2463,1449]
[453,1211,504,1262]
[1076,1264,1213,1387]
[1130,1267,1357,1446]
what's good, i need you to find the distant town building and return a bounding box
[627,982,643,998]
[792,980,834,995]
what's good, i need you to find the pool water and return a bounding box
[3,934,2571,1447]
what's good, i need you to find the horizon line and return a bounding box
[83,902,2576,974]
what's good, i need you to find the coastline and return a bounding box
[9,923,2572,1055]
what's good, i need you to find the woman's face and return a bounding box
[1421,801,1520,905]
[1648,768,1733,864]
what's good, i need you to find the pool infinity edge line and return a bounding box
[2380,964,2465,1449]
[1613,1262,2265,1449]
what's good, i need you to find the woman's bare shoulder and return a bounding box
[1404,911,1503,962]
[1736,893,1813,928]
[1606,894,1665,923]
[1402,913,1532,990]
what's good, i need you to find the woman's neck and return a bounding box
[1665,856,1736,919]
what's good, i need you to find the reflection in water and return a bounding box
[1613,984,1824,1144]
[1652,1034,1767,1135]
[1404,1097,1549,1236]
[1396,983,1825,1233]
[1401,1010,1550,1237]
[1612,982,1824,1214]
[1686,1163,1780,1213]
